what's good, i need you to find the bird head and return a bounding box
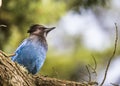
[27,24,55,38]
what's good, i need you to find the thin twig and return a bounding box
[100,23,118,86]
[91,55,97,70]
[86,65,91,82]
[88,55,97,73]
[87,55,97,81]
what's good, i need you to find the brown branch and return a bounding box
[100,23,118,86]
[87,55,97,82]
[91,55,97,70]
[88,55,97,75]
[86,65,91,82]
[0,51,97,86]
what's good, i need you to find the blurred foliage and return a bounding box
[40,44,120,81]
[40,46,115,81]
[0,0,110,50]
[0,0,117,82]
[65,0,107,12]
[0,0,66,50]
[0,0,109,50]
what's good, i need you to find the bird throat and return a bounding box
[30,33,48,50]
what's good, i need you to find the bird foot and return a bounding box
[0,50,15,57]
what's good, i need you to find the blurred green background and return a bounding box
[0,0,120,85]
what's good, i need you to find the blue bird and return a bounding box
[11,24,55,74]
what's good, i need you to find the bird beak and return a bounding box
[44,27,56,33]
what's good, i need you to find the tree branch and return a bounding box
[0,51,97,86]
[100,23,118,86]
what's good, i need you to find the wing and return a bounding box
[11,39,28,61]
[11,38,47,74]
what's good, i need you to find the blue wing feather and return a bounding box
[11,39,27,61]
[12,38,47,74]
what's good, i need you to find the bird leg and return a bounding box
[7,54,16,57]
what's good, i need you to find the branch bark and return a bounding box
[0,51,97,86]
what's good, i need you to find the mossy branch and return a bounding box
[0,51,97,86]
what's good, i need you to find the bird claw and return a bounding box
[0,50,15,57]
[7,54,16,57]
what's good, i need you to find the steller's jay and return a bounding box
[11,24,55,74]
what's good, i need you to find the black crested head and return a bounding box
[27,24,44,33]
[27,24,56,37]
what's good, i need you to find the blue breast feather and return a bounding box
[12,38,47,74]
